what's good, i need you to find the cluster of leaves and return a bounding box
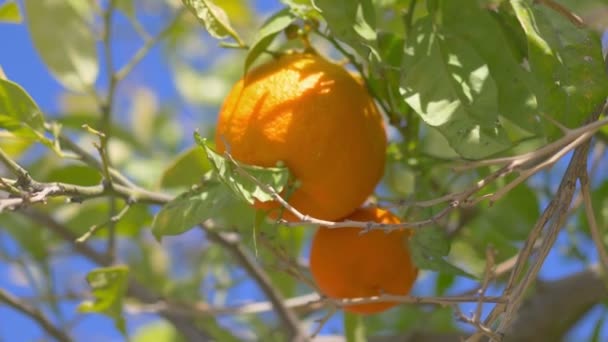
[1,0,608,340]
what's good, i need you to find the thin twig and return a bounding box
[453,116,608,171]
[535,0,584,27]
[332,294,505,307]
[487,130,595,204]
[580,172,608,276]
[0,146,32,187]
[257,232,318,290]
[56,134,139,189]
[22,210,215,340]
[203,227,308,341]
[114,8,185,82]
[0,288,71,342]
[76,200,133,243]
[310,306,336,339]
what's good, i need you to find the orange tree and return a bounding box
[1,0,608,341]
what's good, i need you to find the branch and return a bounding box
[0,288,71,342]
[56,135,139,189]
[369,266,607,342]
[503,266,607,341]
[125,292,507,321]
[114,8,185,82]
[20,210,215,341]
[497,108,603,334]
[0,177,171,211]
[535,0,584,27]
[0,146,31,186]
[580,170,608,276]
[203,227,308,341]
[475,102,608,340]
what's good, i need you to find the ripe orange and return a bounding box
[309,207,418,314]
[215,52,386,221]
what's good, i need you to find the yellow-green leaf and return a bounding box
[24,0,98,92]
[181,0,244,46]
[79,266,129,335]
[0,1,21,23]
[0,78,44,139]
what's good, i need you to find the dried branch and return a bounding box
[496,111,602,335]
[467,103,608,341]
[456,248,501,340]
[535,0,585,27]
[453,117,608,171]
[580,171,608,276]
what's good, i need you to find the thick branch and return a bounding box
[503,266,607,341]
[369,267,607,342]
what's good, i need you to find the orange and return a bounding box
[215,52,386,221]
[309,207,418,314]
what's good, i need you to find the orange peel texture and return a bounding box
[309,207,418,314]
[215,52,386,221]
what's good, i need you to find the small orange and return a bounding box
[309,207,418,314]
[215,52,386,221]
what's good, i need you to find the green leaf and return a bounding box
[344,312,366,342]
[0,78,45,138]
[485,183,539,240]
[409,227,476,278]
[159,146,212,189]
[46,164,101,186]
[491,1,529,62]
[151,178,236,240]
[0,131,34,156]
[0,1,21,23]
[181,0,244,45]
[195,132,290,205]
[244,8,296,72]
[400,17,511,159]
[510,0,608,136]
[441,0,539,138]
[313,0,378,58]
[24,0,98,92]
[79,266,129,335]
